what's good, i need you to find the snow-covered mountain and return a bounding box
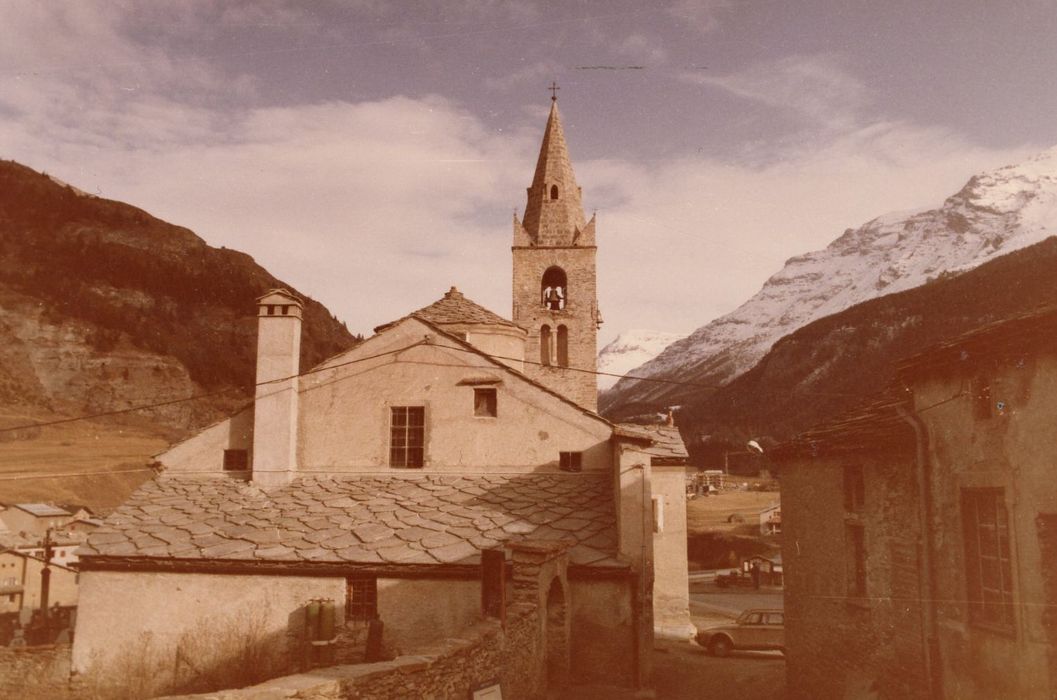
[601,146,1057,416]
[596,330,689,390]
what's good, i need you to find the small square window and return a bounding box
[346,577,378,621]
[474,388,497,417]
[559,451,582,472]
[223,449,249,471]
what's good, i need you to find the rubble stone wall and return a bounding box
[781,450,930,700]
[159,602,544,700]
[0,644,72,698]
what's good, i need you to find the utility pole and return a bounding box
[40,528,53,632]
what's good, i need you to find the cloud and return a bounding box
[667,0,731,33]
[0,3,1038,351]
[685,54,869,131]
[616,34,668,65]
[485,60,562,92]
[584,120,1030,337]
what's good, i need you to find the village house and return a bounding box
[71,100,691,693]
[775,305,1057,699]
[758,502,781,536]
[0,503,73,538]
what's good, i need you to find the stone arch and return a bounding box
[545,576,569,688]
[550,184,559,200]
[556,325,569,367]
[540,325,552,366]
[541,266,567,310]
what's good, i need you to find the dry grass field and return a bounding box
[0,408,170,512]
[686,489,779,537]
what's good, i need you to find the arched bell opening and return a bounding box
[541,266,567,310]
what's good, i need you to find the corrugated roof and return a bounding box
[81,473,622,569]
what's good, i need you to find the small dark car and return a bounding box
[695,609,785,657]
[714,570,756,588]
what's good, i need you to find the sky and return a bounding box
[3,1,1057,346]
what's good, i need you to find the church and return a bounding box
[71,98,691,692]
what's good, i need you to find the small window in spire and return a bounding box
[557,325,569,367]
[550,185,559,200]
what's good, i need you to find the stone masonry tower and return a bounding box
[512,98,601,411]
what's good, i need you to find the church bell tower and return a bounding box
[512,94,601,411]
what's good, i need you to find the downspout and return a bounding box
[896,402,944,699]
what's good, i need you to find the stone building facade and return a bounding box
[775,306,1057,699]
[72,100,690,696]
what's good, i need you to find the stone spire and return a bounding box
[520,100,588,246]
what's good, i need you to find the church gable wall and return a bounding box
[296,318,612,473]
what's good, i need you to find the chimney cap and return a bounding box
[256,288,303,307]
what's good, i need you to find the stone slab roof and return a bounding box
[408,287,519,329]
[80,473,622,569]
[615,424,689,464]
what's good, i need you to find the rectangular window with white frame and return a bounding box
[390,406,425,468]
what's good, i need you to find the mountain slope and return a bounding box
[679,234,1057,456]
[596,330,688,390]
[0,159,358,432]
[602,147,1057,418]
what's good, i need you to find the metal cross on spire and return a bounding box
[548,81,560,101]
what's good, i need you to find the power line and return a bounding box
[0,467,156,482]
[0,333,874,482]
[0,337,737,437]
[0,340,429,435]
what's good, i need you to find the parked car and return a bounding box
[695,609,784,657]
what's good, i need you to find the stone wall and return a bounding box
[156,542,570,700]
[512,245,599,411]
[781,450,930,700]
[0,644,72,699]
[160,604,542,700]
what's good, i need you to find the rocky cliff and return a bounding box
[0,160,358,434]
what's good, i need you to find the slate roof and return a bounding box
[615,424,689,464]
[376,287,519,332]
[80,473,622,568]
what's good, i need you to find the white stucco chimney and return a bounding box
[252,289,302,487]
